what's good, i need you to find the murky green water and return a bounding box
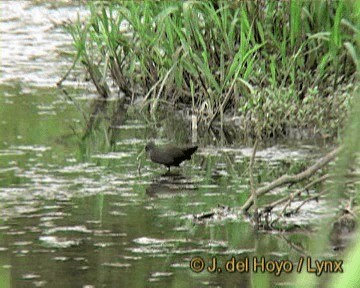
[0,2,341,288]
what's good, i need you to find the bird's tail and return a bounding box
[184,146,198,159]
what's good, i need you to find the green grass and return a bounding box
[64,1,358,138]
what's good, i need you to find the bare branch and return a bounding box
[241,147,342,213]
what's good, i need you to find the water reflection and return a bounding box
[146,172,198,198]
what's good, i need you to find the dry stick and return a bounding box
[206,79,235,131]
[109,56,132,97]
[261,174,330,213]
[277,234,309,255]
[271,189,328,226]
[249,139,259,229]
[271,196,296,226]
[151,65,176,113]
[57,56,78,87]
[241,147,342,213]
[270,191,327,226]
[292,189,328,215]
[270,190,328,226]
[207,126,237,174]
[85,57,111,99]
[57,85,87,122]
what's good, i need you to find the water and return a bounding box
[0,2,340,287]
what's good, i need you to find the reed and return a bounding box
[65,0,358,138]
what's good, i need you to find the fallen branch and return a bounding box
[241,147,342,213]
[290,189,328,215]
[271,189,328,225]
[261,174,330,214]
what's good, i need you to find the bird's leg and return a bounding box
[167,166,170,173]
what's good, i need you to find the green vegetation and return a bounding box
[64,0,358,139]
[294,83,360,288]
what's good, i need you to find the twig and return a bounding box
[277,234,309,254]
[292,189,328,215]
[57,54,79,87]
[57,84,87,122]
[271,189,328,225]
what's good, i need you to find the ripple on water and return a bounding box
[127,247,168,256]
[102,262,132,268]
[235,145,316,162]
[92,152,133,159]
[115,139,146,145]
[0,151,25,159]
[10,145,51,152]
[45,225,92,235]
[93,230,127,238]
[12,241,33,247]
[94,242,116,248]
[53,256,69,262]
[56,163,102,174]
[133,237,189,245]
[148,272,173,282]
[39,236,82,249]
[0,201,43,220]
[170,262,188,269]
[129,237,200,256]
[21,273,41,280]
[0,1,89,86]
[111,124,147,130]
[119,255,142,260]
[109,211,128,216]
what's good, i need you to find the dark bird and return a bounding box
[145,141,198,171]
